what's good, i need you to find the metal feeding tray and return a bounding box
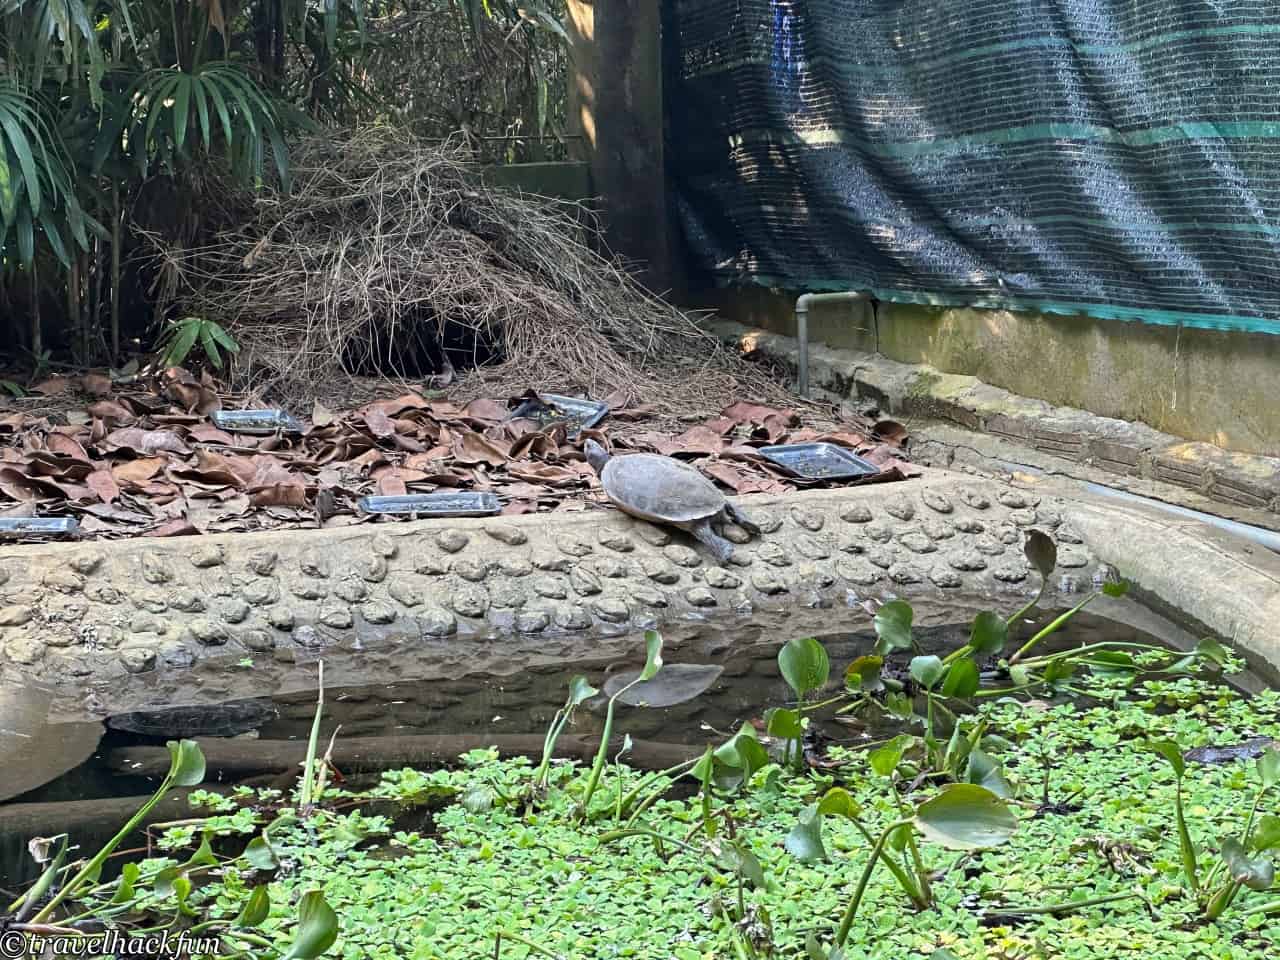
[759,442,879,481]
[508,393,608,437]
[357,492,501,517]
[0,517,79,537]
[211,409,304,436]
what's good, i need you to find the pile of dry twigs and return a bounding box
[149,128,791,419]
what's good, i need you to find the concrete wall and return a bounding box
[702,287,1280,457]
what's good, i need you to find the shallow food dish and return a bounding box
[357,492,502,517]
[758,442,879,480]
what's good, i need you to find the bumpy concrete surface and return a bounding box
[0,472,1104,721]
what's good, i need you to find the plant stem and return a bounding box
[299,661,325,808]
[990,889,1142,917]
[598,828,702,856]
[32,774,176,922]
[1172,775,1200,898]
[579,680,640,819]
[1010,591,1101,664]
[493,930,564,960]
[834,819,912,947]
[1005,575,1048,631]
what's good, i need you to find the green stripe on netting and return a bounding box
[686,22,1280,81]
[720,273,1280,336]
[730,120,1280,157]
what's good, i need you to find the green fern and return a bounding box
[157,316,240,370]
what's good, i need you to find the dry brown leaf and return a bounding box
[30,377,71,396]
[112,458,166,485]
[364,407,396,438]
[81,373,112,396]
[103,428,190,457]
[86,469,121,504]
[312,399,335,427]
[452,430,510,466]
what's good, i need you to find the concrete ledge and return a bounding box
[1,473,1099,720]
[709,317,1280,521]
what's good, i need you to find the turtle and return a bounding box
[583,439,760,562]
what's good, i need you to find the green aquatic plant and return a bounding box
[767,635,831,769]
[799,781,1018,959]
[6,738,340,959]
[1151,740,1280,920]
[577,629,664,819]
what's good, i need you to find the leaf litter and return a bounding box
[0,369,917,540]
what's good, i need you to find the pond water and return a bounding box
[0,594,1269,889]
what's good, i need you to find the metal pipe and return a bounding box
[794,291,872,397]
[1083,482,1280,554]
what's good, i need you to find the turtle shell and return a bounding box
[599,452,725,523]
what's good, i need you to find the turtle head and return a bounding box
[583,439,610,474]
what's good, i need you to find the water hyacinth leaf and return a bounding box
[173,875,196,916]
[909,655,945,690]
[1009,664,1032,688]
[166,739,206,786]
[109,861,139,905]
[870,734,915,777]
[243,835,279,870]
[606,664,723,707]
[717,841,766,888]
[778,637,830,700]
[1150,740,1186,779]
[461,783,495,813]
[941,657,980,699]
[885,691,918,722]
[765,706,804,740]
[785,805,827,864]
[969,611,1008,655]
[1042,658,1076,685]
[844,654,884,692]
[1259,748,1280,788]
[818,787,862,820]
[236,885,271,927]
[1222,838,1276,891]
[1023,529,1057,578]
[1102,580,1129,598]
[639,630,664,682]
[914,783,1018,850]
[1250,815,1280,853]
[965,747,1012,798]
[1193,637,1230,669]
[567,675,599,708]
[874,600,914,652]
[1086,651,1137,677]
[281,889,339,960]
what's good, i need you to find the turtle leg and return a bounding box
[688,518,736,563]
[723,502,762,537]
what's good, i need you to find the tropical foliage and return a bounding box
[0,0,569,371]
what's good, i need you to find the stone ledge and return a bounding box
[709,318,1280,516]
[0,472,1101,720]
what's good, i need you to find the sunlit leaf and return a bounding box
[243,835,279,870]
[873,600,914,653]
[765,706,803,740]
[941,658,980,699]
[965,747,1012,798]
[639,629,663,682]
[778,636,830,700]
[1259,747,1280,788]
[566,675,598,708]
[1222,837,1275,891]
[1250,814,1280,853]
[236,885,270,927]
[909,655,945,690]
[969,611,1008,655]
[817,787,862,820]
[1023,529,1057,578]
[870,734,915,778]
[1150,740,1186,779]
[784,805,827,864]
[844,654,884,692]
[166,740,206,786]
[281,889,339,960]
[914,784,1018,850]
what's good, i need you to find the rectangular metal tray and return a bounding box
[357,492,501,517]
[508,393,608,437]
[211,409,304,435]
[0,517,79,537]
[758,442,880,480]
